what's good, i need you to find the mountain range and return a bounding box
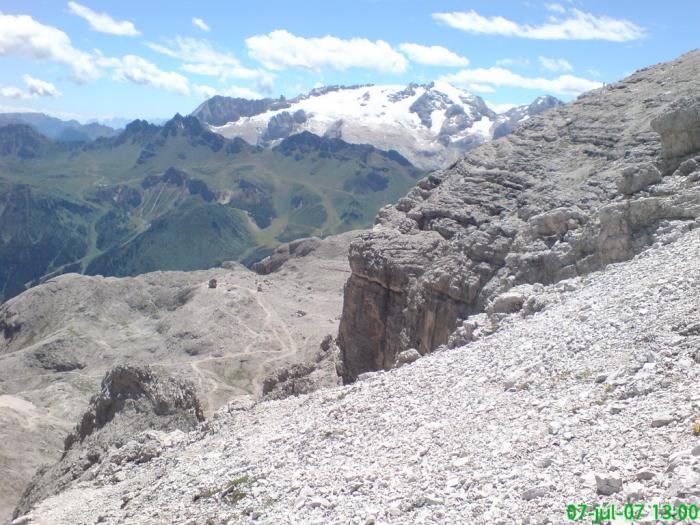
[192,82,562,170]
[0,115,422,302]
[0,81,558,303]
[0,112,119,142]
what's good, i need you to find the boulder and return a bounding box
[617,164,662,195]
[487,292,526,315]
[651,96,700,174]
[650,413,674,427]
[394,348,421,367]
[595,473,623,495]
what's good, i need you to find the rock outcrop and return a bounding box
[338,49,700,381]
[13,366,203,519]
[252,237,323,275]
[0,231,356,522]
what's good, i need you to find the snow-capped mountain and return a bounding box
[192,83,561,170]
[492,95,563,139]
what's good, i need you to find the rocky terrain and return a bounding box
[14,365,204,518]
[6,49,700,525]
[492,96,562,139]
[339,49,700,381]
[0,232,356,523]
[19,208,700,524]
[193,82,561,170]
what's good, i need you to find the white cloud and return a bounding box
[545,3,566,13]
[398,43,469,67]
[0,13,190,96]
[22,74,61,97]
[194,84,262,100]
[108,55,190,95]
[538,56,573,72]
[495,57,531,68]
[67,2,139,36]
[464,83,496,93]
[147,37,273,91]
[441,67,602,96]
[0,12,100,81]
[192,18,210,32]
[0,74,62,99]
[0,86,24,99]
[245,30,408,74]
[432,8,645,41]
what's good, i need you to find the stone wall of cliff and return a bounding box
[338,50,700,381]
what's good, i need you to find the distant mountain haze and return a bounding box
[0,112,119,142]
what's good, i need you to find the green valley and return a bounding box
[0,116,424,301]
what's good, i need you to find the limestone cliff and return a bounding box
[338,49,700,381]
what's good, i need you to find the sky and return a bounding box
[0,0,697,123]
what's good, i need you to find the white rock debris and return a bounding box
[27,226,700,524]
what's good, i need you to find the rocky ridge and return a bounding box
[0,232,356,523]
[20,213,700,524]
[14,365,204,518]
[339,49,700,381]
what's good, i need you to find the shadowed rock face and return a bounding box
[338,49,700,382]
[13,366,203,519]
[651,95,700,174]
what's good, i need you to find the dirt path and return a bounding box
[147,283,303,412]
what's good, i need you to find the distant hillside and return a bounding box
[0,112,119,142]
[0,115,423,301]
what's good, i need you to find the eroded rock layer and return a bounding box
[339,49,700,381]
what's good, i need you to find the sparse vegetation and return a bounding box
[550,369,572,385]
[197,475,252,506]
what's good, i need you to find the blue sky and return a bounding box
[0,0,697,123]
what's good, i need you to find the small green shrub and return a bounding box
[198,475,252,506]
